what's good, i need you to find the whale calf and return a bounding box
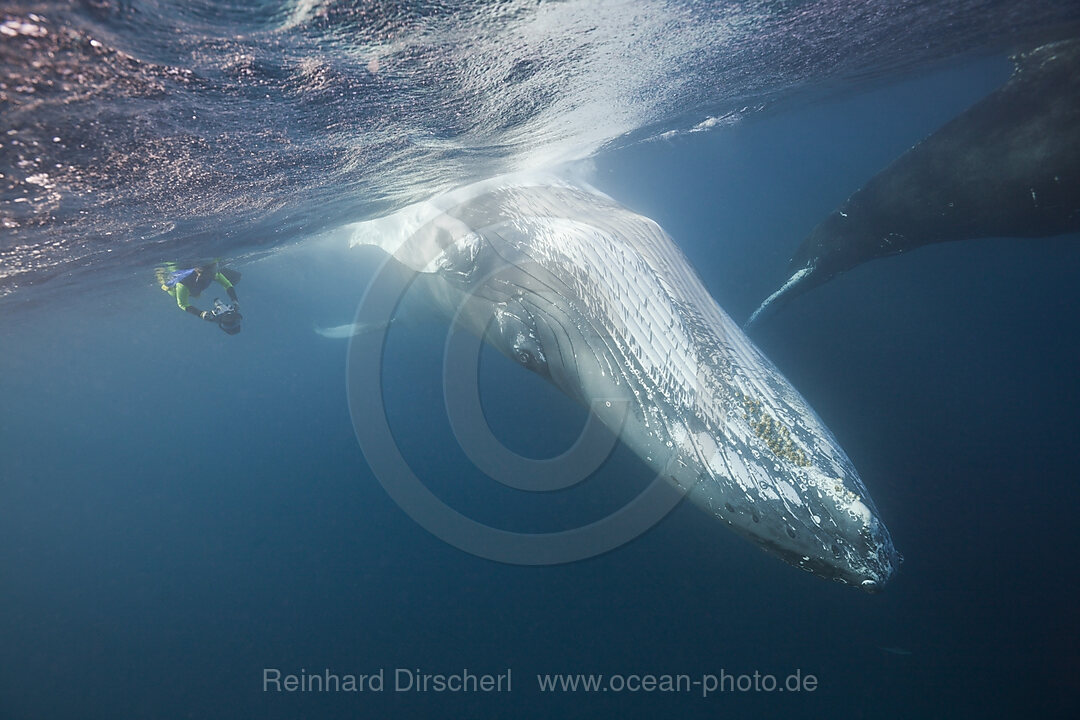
[348,178,898,590]
[747,39,1080,326]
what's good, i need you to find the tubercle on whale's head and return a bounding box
[794,443,901,590]
[741,465,901,592]
[819,465,900,590]
[822,492,901,592]
[691,408,900,592]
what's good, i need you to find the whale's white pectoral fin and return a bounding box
[745,265,813,329]
[315,322,390,339]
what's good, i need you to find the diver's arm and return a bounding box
[176,283,215,321]
[215,272,239,303]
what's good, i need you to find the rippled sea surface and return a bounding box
[3,0,1079,300]
[3,4,1080,720]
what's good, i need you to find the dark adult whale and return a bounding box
[747,39,1080,326]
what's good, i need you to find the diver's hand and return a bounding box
[200,310,215,321]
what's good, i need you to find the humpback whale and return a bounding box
[747,39,1080,326]
[348,179,899,590]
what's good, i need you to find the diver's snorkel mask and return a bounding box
[212,298,242,335]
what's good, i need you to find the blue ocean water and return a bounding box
[3,2,1080,719]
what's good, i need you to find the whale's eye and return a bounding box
[510,333,547,374]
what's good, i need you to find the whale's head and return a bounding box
[686,385,900,591]
[744,464,901,592]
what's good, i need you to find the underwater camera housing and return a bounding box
[211,298,243,335]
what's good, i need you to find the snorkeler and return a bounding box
[156,261,244,335]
